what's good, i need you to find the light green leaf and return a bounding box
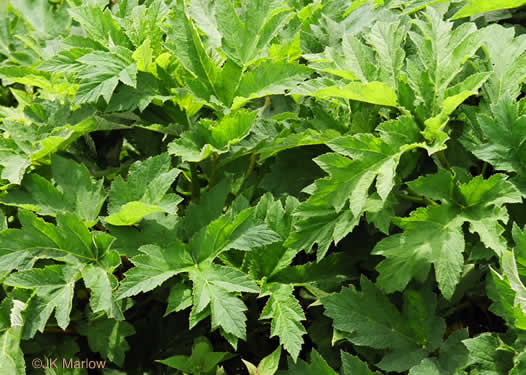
[462,333,506,374]
[312,81,398,107]
[120,0,169,54]
[453,0,526,19]
[74,47,138,104]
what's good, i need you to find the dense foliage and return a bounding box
[1,0,526,373]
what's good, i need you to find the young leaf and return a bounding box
[243,346,282,375]
[452,0,526,19]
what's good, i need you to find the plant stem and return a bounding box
[208,153,218,189]
[190,163,200,201]
[481,162,488,177]
[246,153,257,178]
[397,192,439,206]
[434,150,451,171]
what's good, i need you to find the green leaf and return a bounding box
[232,62,311,109]
[106,153,182,226]
[406,7,486,142]
[243,346,281,375]
[304,34,377,82]
[5,265,78,336]
[109,213,180,258]
[0,155,106,226]
[479,24,526,103]
[74,47,138,104]
[493,251,526,319]
[321,277,445,372]
[462,96,526,181]
[164,282,193,316]
[181,177,231,240]
[259,282,306,361]
[286,117,430,260]
[247,194,299,279]
[341,351,379,375]
[168,110,257,162]
[269,253,354,284]
[81,259,123,320]
[0,299,26,374]
[9,0,71,38]
[190,264,259,340]
[374,171,521,298]
[116,244,193,299]
[164,2,224,104]
[158,336,232,373]
[408,359,442,375]
[257,129,340,162]
[68,7,131,48]
[120,0,169,54]
[0,210,102,271]
[281,349,338,375]
[215,0,292,67]
[373,204,465,298]
[188,205,281,264]
[76,318,135,366]
[462,333,512,374]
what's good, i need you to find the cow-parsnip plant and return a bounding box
[1,0,526,374]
